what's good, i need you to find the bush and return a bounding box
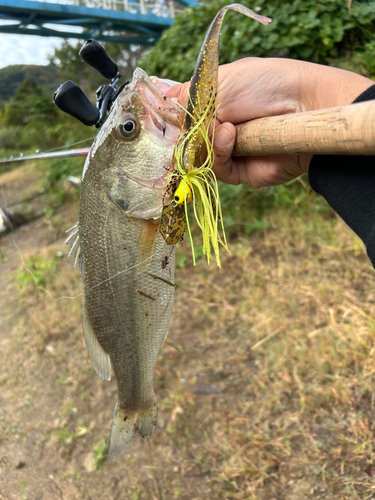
[44,156,86,192]
[141,0,375,81]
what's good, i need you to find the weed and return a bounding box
[15,255,57,291]
[51,421,91,454]
[62,401,78,416]
[55,373,70,386]
[176,253,188,269]
[61,463,81,480]
[243,219,270,236]
[131,486,144,500]
[93,439,108,469]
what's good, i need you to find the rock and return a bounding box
[63,176,81,194]
[0,209,10,233]
[0,204,44,233]
[83,451,96,473]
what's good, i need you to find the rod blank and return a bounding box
[233,100,375,157]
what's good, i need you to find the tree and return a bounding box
[0,77,93,153]
[49,41,148,99]
[3,78,60,127]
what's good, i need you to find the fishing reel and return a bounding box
[53,39,128,128]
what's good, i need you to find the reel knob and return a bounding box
[79,39,119,80]
[53,80,100,126]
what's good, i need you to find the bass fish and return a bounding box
[66,4,271,461]
[66,69,184,461]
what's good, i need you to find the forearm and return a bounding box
[216,58,373,122]
[298,60,373,111]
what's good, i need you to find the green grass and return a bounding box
[93,439,108,469]
[15,256,57,291]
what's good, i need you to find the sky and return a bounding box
[0,33,75,69]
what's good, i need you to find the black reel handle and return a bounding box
[53,81,100,126]
[79,39,119,80]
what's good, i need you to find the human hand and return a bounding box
[165,57,372,188]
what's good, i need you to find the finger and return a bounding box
[231,155,308,189]
[212,123,237,183]
[164,82,191,108]
[150,76,174,94]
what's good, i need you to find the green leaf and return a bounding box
[141,0,375,80]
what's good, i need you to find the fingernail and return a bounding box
[215,127,234,149]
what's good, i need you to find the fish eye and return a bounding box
[118,116,139,140]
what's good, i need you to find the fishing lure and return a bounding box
[174,178,193,205]
[159,203,186,246]
[159,90,224,265]
[159,4,272,267]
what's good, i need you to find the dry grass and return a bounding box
[168,211,375,499]
[0,162,47,206]
[1,175,375,499]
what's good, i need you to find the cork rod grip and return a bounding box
[233,100,375,157]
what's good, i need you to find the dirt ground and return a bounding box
[1,165,375,500]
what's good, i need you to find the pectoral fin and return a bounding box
[82,304,111,381]
[108,176,164,219]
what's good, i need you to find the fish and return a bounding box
[65,68,184,461]
[65,4,271,462]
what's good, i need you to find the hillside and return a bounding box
[0,64,60,108]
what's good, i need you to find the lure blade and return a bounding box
[159,203,186,245]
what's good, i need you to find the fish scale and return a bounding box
[80,194,175,407]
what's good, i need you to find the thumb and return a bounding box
[213,123,236,183]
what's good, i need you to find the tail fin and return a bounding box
[107,397,158,462]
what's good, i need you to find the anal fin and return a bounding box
[82,303,111,381]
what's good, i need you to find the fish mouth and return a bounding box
[125,170,169,190]
[105,68,181,220]
[126,68,183,134]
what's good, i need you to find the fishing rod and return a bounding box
[53,39,129,128]
[0,40,129,165]
[0,147,91,165]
